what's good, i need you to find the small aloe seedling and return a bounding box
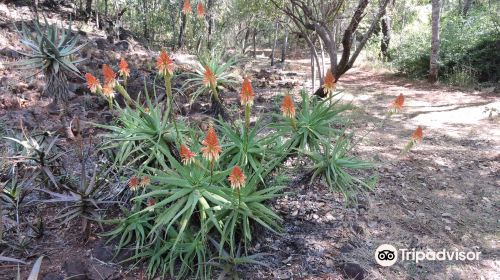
[3,132,63,189]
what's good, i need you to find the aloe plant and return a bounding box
[14,19,84,109]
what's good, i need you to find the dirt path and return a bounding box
[246,59,499,279]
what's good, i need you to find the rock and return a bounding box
[325,213,335,221]
[77,30,87,37]
[114,41,129,51]
[63,259,89,280]
[43,272,64,280]
[93,239,114,262]
[340,243,354,254]
[28,79,45,92]
[190,102,203,113]
[341,262,365,280]
[0,47,19,59]
[352,224,364,235]
[14,82,29,94]
[69,82,87,96]
[95,38,109,49]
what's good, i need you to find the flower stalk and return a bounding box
[115,83,133,106]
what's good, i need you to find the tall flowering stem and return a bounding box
[323,69,336,104]
[240,78,254,131]
[402,126,424,154]
[119,58,130,87]
[281,94,297,130]
[85,73,101,94]
[115,83,133,105]
[203,66,222,104]
[102,64,133,107]
[196,2,205,18]
[201,125,222,174]
[228,166,245,206]
[156,50,181,145]
[102,85,115,110]
[157,50,175,117]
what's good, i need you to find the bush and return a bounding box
[391,6,500,84]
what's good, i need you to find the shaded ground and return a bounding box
[1,2,499,279]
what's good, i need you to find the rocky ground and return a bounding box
[0,2,499,279]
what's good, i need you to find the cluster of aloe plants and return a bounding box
[4,18,428,279]
[81,49,385,279]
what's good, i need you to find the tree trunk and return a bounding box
[32,0,39,21]
[85,0,92,18]
[96,0,101,29]
[104,0,108,16]
[380,13,391,61]
[270,21,279,66]
[142,0,149,41]
[207,0,214,50]
[462,0,473,16]
[319,38,326,77]
[252,29,257,58]
[429,0,441,83]
[281,24,289,63]
[311,50,315,93]
[242,28,250,54]
[178,13,187,49]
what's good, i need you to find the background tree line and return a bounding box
[27,0,500,87]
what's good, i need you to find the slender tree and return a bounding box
[429,0,441,83]
[281,22,289,63]
[380,12,391,61]
[272,0,391,91]
[270,21,279,66]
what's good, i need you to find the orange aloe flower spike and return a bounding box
[140,176,150,187]
[281,94,296,118]
[180,144,196,165]
[118,58,130,78]
[85,73,101,93]
[200,126,222,162]
[102,84,115,97]
[147,198,156,207]
[203,66,216,88]
[196,2,205,18]
[228,166,246,190]
[391,94,405,111]
[102,64,117,87]
[128,176,139,191]
[411,126,423,142]
[322,69,336,94]
[182,0,192,14]
[156,50,175,77]
[240,78,255,106]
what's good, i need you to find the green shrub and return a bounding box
[391,6,499,84]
